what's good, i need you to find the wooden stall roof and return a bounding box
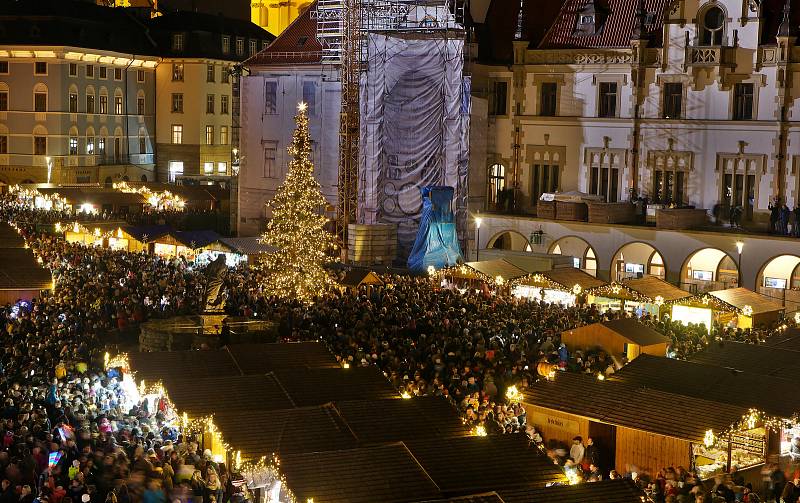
[764,328,800,351]
[610,354,800,418]
[690,341,800,380]
[271,367,398,406]
[333,397,469,444]
[498,479,648,503]
[155,230,222,249]
[405,435,566,494]
[0,223,26,247]
[0,248,52,290]
[340,270,384,288]
[523,371,748,442]
[278,443,441,503]
[708,287,785,315]
[545,267,606,290]
[623,276,691,302]
[160,374,294,416]
[457,259,528,281]
[127,350,242,381]
[120,224,172,242]
[226,342,340,374]
[210,405,357,460]
[38,187,147,206]
[598,318,671,347]
[414,494,504,503]
[215,236,274,255]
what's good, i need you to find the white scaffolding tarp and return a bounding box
[359,33,468,258]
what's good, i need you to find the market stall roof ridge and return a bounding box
[269,367,399,406]
[404,435,567,494]
[159,374,295,416]
[276,442,442,503]
[497,479,649,503]
[622,276,692,302]
[339,269,385,288]
[689,340,800,380]
[461,259,529,281]
[226,342,341,374]
[598,318,671,347]
[708,287,785,315]
[523,371,750,442]
[610,354,800,418]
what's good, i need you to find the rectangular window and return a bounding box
[530,164,560,203]
[265,81,277,114]
[114,96,123,114]
[137,69,145,83]
[222,36,231,54]
[69,137,78,156]
[490,81,507,116]
[221,95,229,114]
[540,82,557,117]
[206,94,215,114]
[139,136,146,154]
[172,33,185,51]
[662,82,683,119]
[0,91,8,111]
[69,93,78,113]
[171,125,183,144]
[172,63,184,81]
[171,93,183,113]
[263,141,277,178]
[249,40,258,56]
[733,83,754,120]
[34,62,47,75]
[34,92,47,112]
[598,82,618,118]
[0,61,8,74]
[98,138,105,155]
[137,96,145,115]
[217,162,227,173]
[99,67,107,79]
[86,138,94,155]
[86,64,94,78]
[34,136,46,155]
[587,149,621,202]
[206,125,214,145]
[168,161,184,182]
[222,67,230,83]
[207,64,215,83]
[203,162,214,174]
[114,68,122,80]
[69,63,77,76]
[0,136,7,154]
[236,38,245,56]
[653,168,687,205]
[87,94,95,114]
[220,126,228,145]
[99,95,108,114]
[302,81,316,116]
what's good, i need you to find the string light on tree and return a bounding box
[258,102,338,303]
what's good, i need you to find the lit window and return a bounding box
[114,96,123,115]
[69,137,78,155]
[172,63,184,81]
[217,162,227,174]
[69,92,78,113]
[222,36,231,54]
[172,33,185,51]
[99,95,108,114]
[87,138,94,155]
[86,94,95,114]
[171,125,183,144]
[203,162,214,174]
[220,126,228,145]
[206,125,214,145]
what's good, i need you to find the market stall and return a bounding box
[668,287,785,330]
[151,230,222,260]
[522,371,770,479]
[511,267,606,306]
[586,276,691,317]
[436,259,528,291]
[339,270,385,293]
[561,318,670,365]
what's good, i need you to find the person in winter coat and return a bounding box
[570,436,585,466]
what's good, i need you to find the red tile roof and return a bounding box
[246,1,322,65]
[538,0,669,49]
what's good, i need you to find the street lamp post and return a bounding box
[736,240,744,286]
[475,216,483,261]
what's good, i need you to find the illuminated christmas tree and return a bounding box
[259,102,337,302]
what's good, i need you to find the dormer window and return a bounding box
[172,33,185,52]
[700,6,725,45]
[574,0,608,36]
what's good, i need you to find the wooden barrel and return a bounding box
[347,223,397,265]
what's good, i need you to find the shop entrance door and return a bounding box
[589,421,616,475]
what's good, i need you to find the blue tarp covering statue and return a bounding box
[407,186,463,271]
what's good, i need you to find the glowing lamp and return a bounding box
[474,216,483,229]
[572,284,582,295]
[297,101,307,112]
[400,391,412,399]
[735,241,744,255]
[473,425,487,437]
[654,295,664,306]
[742,305,753,317]
[704,429,715,448]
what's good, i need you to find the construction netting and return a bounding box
[359,33,469,259]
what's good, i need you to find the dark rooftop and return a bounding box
[334,397,470,444]
[226,342,340,374]
[127,350,241,381]
[689,340,800,381]
[524,370,748,441]
[499,479,648,503]
[278,443,441,503]
[611,354,800,418]
[160,374,294,416]
[598,318,670,347]
[272,367,399,406]
[405,435,566,495]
